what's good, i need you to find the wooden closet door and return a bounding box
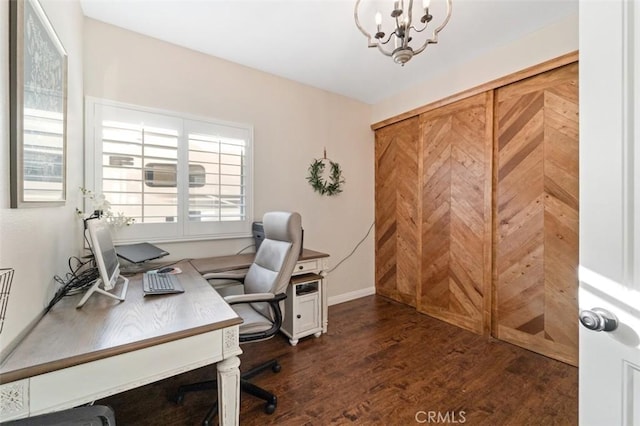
[375,117,420,307]
[419,92,493,335]
[494,63,578,365]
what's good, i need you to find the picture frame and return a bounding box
[9,0,68,208]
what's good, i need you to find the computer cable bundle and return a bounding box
[45,256,99,313]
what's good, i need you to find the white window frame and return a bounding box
[84,97,254,244]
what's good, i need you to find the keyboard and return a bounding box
[142,272,185,295]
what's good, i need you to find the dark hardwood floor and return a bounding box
[98,295,578,425]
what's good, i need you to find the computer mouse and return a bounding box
[158,267,175,273]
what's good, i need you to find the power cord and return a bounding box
[236,244,255,255]
[327,221,375,274]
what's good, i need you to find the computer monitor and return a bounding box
[77,218,129,308]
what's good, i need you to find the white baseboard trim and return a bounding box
[328,286,376,306]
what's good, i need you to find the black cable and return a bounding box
[236,244,255,255]
[45,234,100,313]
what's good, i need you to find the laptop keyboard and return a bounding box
[143,273,184,295]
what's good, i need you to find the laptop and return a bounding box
[116,242,169,264]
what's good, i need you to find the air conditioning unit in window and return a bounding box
[144,163,205,188]
[109,155,134,166]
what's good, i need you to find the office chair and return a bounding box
[174,211,302,426]
[4,405,116,425]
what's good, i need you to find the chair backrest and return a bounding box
[244,211,302,318]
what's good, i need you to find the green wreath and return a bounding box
[306,158,345,196]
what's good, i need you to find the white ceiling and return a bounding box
[80,0,578,105]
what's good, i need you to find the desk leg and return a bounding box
[216,355,240,426]
[321,272,328,333]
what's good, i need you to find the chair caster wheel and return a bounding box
[264,403,276,414]
[272,362,281,373]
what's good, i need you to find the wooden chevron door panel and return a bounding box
[375,117,420,307]
[419,92,493,335]
[494,63,578,365]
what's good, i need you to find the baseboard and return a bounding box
[328,286,376,306]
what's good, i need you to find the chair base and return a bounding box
[174,359,281,426]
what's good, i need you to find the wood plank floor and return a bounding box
[97,295,578,425]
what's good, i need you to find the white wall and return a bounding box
[372,13,579,124]
[83,19,375,304]
[0,0,85,354]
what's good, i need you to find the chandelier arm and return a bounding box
[354,0,377,48]
[412,0,452,55]
[378,31,397,46]
[432,0,453,35]
[376,43,394,57]
[354,0,395,54]
[410,23,429,33]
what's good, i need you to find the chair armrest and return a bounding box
[224,292,286,305]
[228,293,287,343]
[202,269,248,282]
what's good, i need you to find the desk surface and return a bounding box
[0,261,242,384]
[190,248,330,275]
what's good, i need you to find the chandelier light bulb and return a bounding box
[392,1,403,18]
[423,0,431,9]
[375,11,382,25]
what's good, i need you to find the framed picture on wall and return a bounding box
[9,0,68,208]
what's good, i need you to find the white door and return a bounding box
[579,1,640,425]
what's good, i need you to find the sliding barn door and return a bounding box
[375,118,420,307]
[419,92,493,335]
[493,63,579,365]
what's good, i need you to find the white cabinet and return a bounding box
[281,273,323,346]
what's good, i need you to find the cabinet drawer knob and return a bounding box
[297,314,301,319]
[298,265,303,270]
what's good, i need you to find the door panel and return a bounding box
[579,0,640,423]
[375,117,420,307]
[419,92,493,335]
[494,63,579,365]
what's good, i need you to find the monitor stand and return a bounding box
[76,275,129,309]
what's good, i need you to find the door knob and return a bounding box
[579,308,618,332]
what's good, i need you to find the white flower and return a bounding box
[92,193,111,212]
[78,187,134,227]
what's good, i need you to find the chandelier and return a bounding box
[354,0,452,65]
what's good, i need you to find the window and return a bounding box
[85,98,253,242]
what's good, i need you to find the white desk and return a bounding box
[0,262,243,425]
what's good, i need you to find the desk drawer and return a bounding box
[27,330,229,417]
[293,259,320,275]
